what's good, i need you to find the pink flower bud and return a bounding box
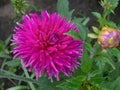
[98,27,120,49]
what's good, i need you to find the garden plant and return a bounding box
[0,0,120,90]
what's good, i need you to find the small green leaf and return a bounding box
[105,57,115,70]
[81,51,93,73]
[77,24,89,40]
[38,77,62,90]
[110,77,120,90]
[88,33,98,39]
[73,17,86,24]
[0,69,39,85]
[82,17,90,25]
[95,56,115,70]
[72,17,90,41]
[7,86,29,90]
[66,30,80,40]
[92,26,100,34]
[95,56,106,71]
[57,75,86,90]
[90,70,101,78]
[5,35,11,47]
[91,77,103,84]
[5,59,21,67]
[110,48,120,62]
[84,42,93,53]
[107,21,117,28]
[57,0,73,21]
[92,12,101,19]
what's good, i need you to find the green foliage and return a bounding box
[11,0,29,15]
[0,36,11,58]
[92,26,100,34]
[110,77,120,90]
[65,16,90,42]
[37,77,62,90]
[7,86,29,90]
[81,51,93,74]
[88,33,98,39]
[11,0,29,21]
[92,0,119,28]
[57,0,74,21]
[0,69,39,85]
[0,43,9,58]
[66,30,81,40]
[5,59,20,67]
[0,83,4,90]
[0,0,120,90]
[108,48,120,62]
[100,0,119,14]
[57,75,86,90]
[73,17,90,41]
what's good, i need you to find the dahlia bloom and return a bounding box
[98,27,120,49]
[11,11,84,81]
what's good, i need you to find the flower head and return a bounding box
[98,27,120,49]
[11,11,84,81]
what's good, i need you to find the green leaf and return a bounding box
[38,77,62,90]
[81,51,93,73]
[107,21,117,28]
[110,77,120,90]
[95,55,115,70]
[88,33,98,39]
[98,18,108,27]
[5,59,21,67]
[72,17,90,41]
[7,86,29,90]
[90,77,103,85]
[82,17,90,26]
[95,56,106,71]
[0,69,39,85]
[90,70,101,78]
[84,42,93,53]
[57,0,73,21]
[100,0,119,12]
[57,75,86,90]
[66,30,80,40]
[108,48,120,62]
[67,75,86,87]
[77,24,89,41]
[92,12,101,19]
[0,43,9,58]
[92,26,100,34]
[5,35,11,47]
[73,17,86,24]
[104,57,115,70]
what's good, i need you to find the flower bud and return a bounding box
[98,27,120,49]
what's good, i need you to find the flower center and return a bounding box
[49,33,59,45]
[108,37,114,44]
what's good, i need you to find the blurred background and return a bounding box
[0,0,120,41]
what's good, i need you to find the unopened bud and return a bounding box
[98,27,120,49]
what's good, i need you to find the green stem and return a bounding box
[0,69,39,85]
[21,62,36,90]
[30,73,35,79]
[1,58,7,70]
[18,73,24,85]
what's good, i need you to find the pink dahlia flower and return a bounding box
[11,11,84,81]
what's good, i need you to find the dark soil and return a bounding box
[0,0,120,40]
